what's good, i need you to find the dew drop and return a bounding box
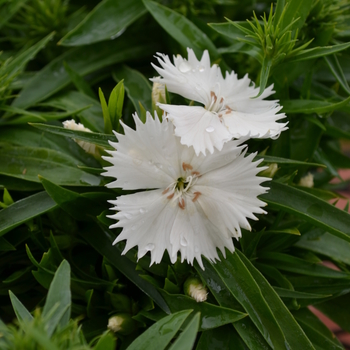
[124,212,133,219]
[180,236,188,247]
[198,66,205,72]
[131,225,137,230]
[179,62,191,73]
[195,84,202,91]
[155,162,163,169]
[206,126,215,133]
[139,208,146,214]
[146,243,155,251]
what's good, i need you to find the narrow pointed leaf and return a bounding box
[127,310,192,350]
[324,54,350,94]
[143,0,219,60]
[0,191,56,236]
[169,312,200,350]
[29,122,117,148]
[9,290,33,322]
[262,181,350,242]
[42,260,71,337]
[59,0,146,46]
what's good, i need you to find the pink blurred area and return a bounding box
[314,147,350,348]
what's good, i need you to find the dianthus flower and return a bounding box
[103,113,268,269]
[151,48,288,155]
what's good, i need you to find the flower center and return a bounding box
[162,162,202,209]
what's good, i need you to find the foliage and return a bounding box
[0,0,350,349]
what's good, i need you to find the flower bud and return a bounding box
[107,313,138,335]
[298,173,314,188]
[62,119,97,156]
[259,163,278,178]
[184,276,208,303]
[151,79,166,121]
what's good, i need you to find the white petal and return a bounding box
[151,49,223,106]
[102,113,180,189]
[110,190,175,264]
[159,104,232,156]
[223,107,288,140]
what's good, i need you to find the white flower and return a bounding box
[151,48,288,156]
[62,119,96,155]
[103,113,269,269]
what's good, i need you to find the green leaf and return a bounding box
[108,80,125,132]
[113,65,152,116]
[262,181,350,242]
[295,230,350,265]
[82,223,170,313]
[63,61,96,98]
[196,325,248,350]
[99,88,113,134]
[41,91,104,132]
[259,252,350,279]
[256,56,273,97]
[197,263,271,350]
[39,177,105,221]
[0,237,16,251]
[158,290,247,331]
[293,308,344,350]
[205,251,314,349]
[126,310,192,350]
[0,0,27,29]
[324,55,350,94]
[59,0,146,46]
[29,123,116,148]
[257,155,325,168]
[42,260,71,337]
[315,294,350,333]
[93,332,116,350]
[12,35,157,109]
[281,96,350,114]
[9,290,33,323]
[169,312,200,350]
[278,0,313,31]
[0,145,102,186]
[143,0,219,60]
[0,191,56,236]
[0,32,55,81]
[273,287,330,299]
[288,42,350,63]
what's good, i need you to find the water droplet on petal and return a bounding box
[199,66,205,72]
[131,225,137,230]
[140,208,146,214]
[206,126,215,133]
[146,243,155,251]
[179,61,191,73]
[124,212,133,219]
[195,84,202,91]
[155,162,163,169]
[180,236,188,247]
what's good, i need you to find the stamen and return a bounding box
[210,91,217,103]
[191,171,200,176]
[182,162,193,171]
[192,192,202,202]
[167,193,175,199]
[162,188,170,194]
[220,97,224,103]
[179,198,185,209]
